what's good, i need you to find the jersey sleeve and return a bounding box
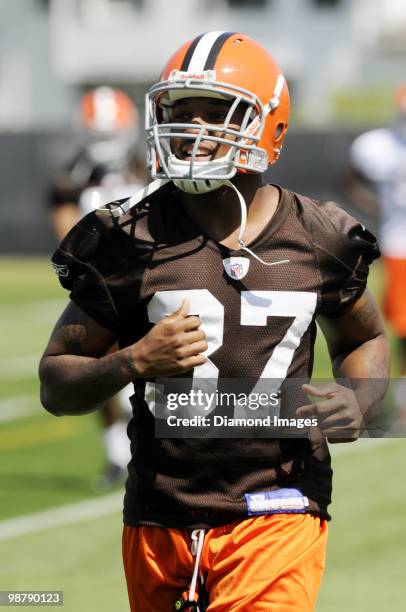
[51,212,120,332]
[296,195,380,317]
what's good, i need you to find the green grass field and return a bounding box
[0,257,405,611]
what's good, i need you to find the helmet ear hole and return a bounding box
[274,122,286,142]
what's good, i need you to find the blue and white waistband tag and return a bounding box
[245,488,309,516]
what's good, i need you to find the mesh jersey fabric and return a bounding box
[52,183,379,527]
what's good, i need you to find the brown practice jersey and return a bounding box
[52,183,379,528]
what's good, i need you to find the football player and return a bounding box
[49,86,147,488]
[40,33,390,611]
[50,86,146,240]
[345,84,406,415]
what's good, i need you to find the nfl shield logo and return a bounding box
[223,257,250,280]
[230,263,243,278]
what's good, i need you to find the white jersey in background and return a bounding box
[79,173,145,217]
[350,128,406,258]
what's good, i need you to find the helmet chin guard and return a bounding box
[166,150,234,194]
[172,176,227,195]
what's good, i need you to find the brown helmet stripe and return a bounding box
[203,31,235,70]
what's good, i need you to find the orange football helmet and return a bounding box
[79,86,138,133]
[146,31,290,193]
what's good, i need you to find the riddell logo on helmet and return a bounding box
[243,116,261,140]
[169,70,216,82]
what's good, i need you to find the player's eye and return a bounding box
[172,111,192,122]
[207,111,228,123]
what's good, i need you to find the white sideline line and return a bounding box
[0,438,401,541]
[0,395,40,422]
[0,492,123,542]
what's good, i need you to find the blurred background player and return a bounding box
[50,86,148,488]
[345,84,406,415]
[50,86,147,238]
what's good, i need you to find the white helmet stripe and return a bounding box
[274,74,285,99]
[187,31,227,72]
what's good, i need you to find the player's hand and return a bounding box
[131,299,208,377]
[297,383,364,443]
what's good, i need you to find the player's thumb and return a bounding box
[169,298,190,320]
[302,384,336,399]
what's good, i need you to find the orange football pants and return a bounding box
[122,514,328,611]
[382,256,406,336]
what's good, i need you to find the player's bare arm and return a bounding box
[39,299,207,416]
[51,203,80,243]
[298,288,390,442]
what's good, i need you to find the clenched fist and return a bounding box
[298,382,365,443]
[131,299,208,378]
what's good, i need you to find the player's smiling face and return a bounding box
[169,97,246,162]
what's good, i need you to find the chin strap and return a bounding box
[98,178,170,217]
[97,176,289,269]
[224,180,290,267]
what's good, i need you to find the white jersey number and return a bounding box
[146,289,317,417]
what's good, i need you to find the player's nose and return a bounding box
[185,116,208,134]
